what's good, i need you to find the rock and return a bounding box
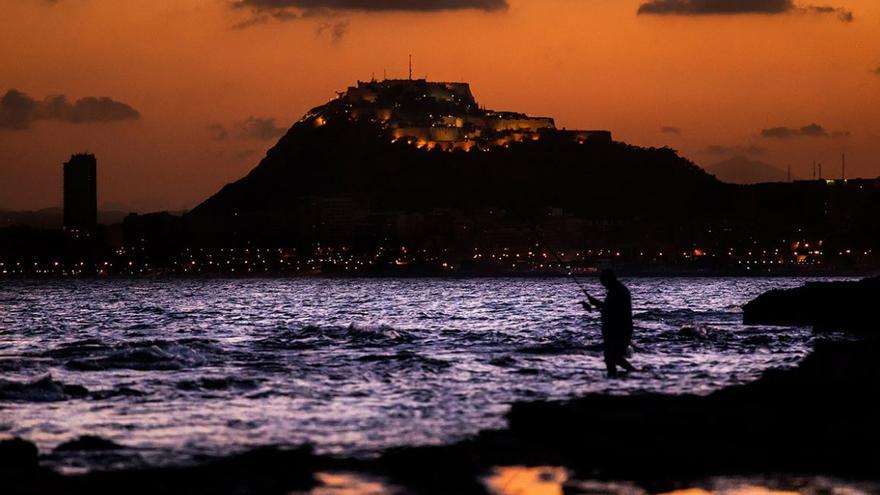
[55,435,125,452]
[505,339,880,479]
[742,276,880,333]
[0,438,39,471]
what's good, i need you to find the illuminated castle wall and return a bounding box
[329,78,610,151]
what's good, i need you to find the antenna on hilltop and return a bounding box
[409,54,413,80]
[787,164,791,183]
[842,153,846,181]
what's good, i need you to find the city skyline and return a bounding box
[1,0,879,211]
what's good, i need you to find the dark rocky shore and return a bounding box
[4,278,879,494]
[744,276,879,333]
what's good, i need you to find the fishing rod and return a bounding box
[528,219,643,352]
[526,223,594,303]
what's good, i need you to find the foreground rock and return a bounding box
[743,276,880,333]
[504,339,880,480]
[362,338,880,492]
[0,438,39,472]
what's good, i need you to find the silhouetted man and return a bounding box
[584,269,636,377]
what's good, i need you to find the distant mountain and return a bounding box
[0,207,132,228]
[0,207,62,229]
[705,155,792,184]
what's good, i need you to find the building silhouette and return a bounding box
[63,153,97,234]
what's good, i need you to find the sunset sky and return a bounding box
[1,0,878,211]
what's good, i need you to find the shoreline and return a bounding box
[2,268,876,281]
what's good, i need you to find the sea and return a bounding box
[0,277,854,473]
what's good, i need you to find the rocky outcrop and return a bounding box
[743,276,880,332]
[505,339,880,480]
[0,438,39,471]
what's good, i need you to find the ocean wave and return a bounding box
[516,342,604,355]
[0,375,88,402]
[90,386,148,400]
[65,339,219,371]
[176,377,261,392]
[356,351,451,371]
[257,323,418,350]
[634,308,732,323]
[488,355,517,367]
[42,339,113,360]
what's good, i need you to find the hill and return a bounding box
[189,78,725,244]
[705,155,791,184]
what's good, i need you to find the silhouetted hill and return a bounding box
[178,79,879,258]
[705,155,791,184]
[190,79,726,243]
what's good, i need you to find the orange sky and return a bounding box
[1,0,878,211]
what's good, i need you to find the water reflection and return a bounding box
[485,466,569,495]
[483,467,876,495]
[305,472,400,495]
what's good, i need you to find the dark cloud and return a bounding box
[874,66,880,76]
[316,19,350,42]
[235,117,287,140]
[207,123,229,141]
[209,117,287,141]
[232,7,302,28]
[231,0,507,29]
[638,0,794,15]
[232,0,508,13]
[660,126,682,135]
[804,5,853,22]
[761,123,849,139]
[0,89,140,130]
[701,144,765,156]
[637,0,853,22]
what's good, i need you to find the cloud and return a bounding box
[701,144,765,156]
[761,123,849,139]
[874,66,880,76]
[316,19,349,42]
[231,0,507,29]
[637,0,853,22]
[0,89,140,130]
[208,117,287,141]
[207,123,229,141]
[660,126,682,135]
[638,0,794,15]
[232,7,303,28]
[232,0,508,13]
[235,117,287,140]
[804,5,853,22]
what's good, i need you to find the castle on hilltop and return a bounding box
[304,77,611,152]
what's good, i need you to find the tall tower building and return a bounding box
[63,153,97,233]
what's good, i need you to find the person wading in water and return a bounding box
[583,269,636,377]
